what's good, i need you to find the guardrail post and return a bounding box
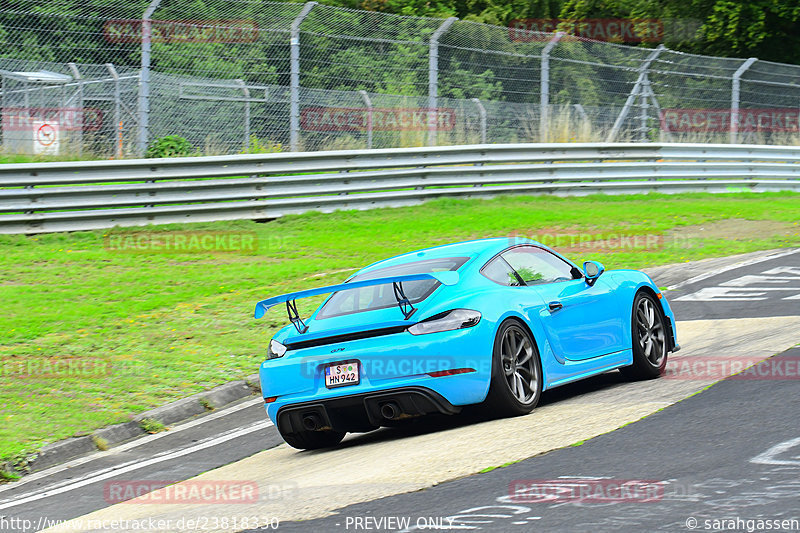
[607,45,665,142]
[359,90,373,149]
[539,32,564,142]
[428,17,457,147]
[289,2,317,152]
[471,98,486,144]
[137,0,163,157]
[731,58,757,144]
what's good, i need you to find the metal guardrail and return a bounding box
[2,143,799,234]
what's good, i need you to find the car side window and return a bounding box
[501,246,577,286]
[481,256,522,286]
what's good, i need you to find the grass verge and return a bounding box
[1,192,799,466]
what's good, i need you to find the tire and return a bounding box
[620,291,669,380]
[279,428,345,450]
[484,319,543,417]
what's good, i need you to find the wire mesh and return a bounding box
[3,0,800,156]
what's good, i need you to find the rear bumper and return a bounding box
[275,386,460,434]
[260,323,494,421]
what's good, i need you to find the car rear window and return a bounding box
[316,256,469,319]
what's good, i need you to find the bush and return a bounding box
[242,135,282,154]
[146,135,195,158]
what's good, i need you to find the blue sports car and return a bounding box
[255,237,679,450]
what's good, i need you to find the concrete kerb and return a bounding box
[5,373,262,477]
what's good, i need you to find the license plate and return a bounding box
[325,361,360,389]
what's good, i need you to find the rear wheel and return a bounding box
[279,428,345,450]
[620,291,668,380]
[484,319,543,417]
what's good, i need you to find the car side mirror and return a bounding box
[583,260,605,286]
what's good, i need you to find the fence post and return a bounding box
[639,77,650,142]
[471,98,486,143]
[539,32,564,142]
[289,2,317,152]
[359,90,373,149]
[607,44,665,142]
[731,57,757,144]
[428,17,457,147]
[236,79,250,152]
[106,63,122,158]
[137,0,163,157]
[67,62,83,156]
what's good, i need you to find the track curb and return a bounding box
[5,373,261,477]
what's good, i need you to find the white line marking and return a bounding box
[0,420,273,511]
[750,436,800,466]
[675,286,800,302]
[0,396,266,494]
[666,248,800,291]
[721,275,800,287]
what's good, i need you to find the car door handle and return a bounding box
[548,301,563,312]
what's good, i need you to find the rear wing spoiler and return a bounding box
[254,271,459,333]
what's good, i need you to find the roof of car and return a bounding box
[355,237,534,275]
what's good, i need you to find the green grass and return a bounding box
[138,418,167,434]
[1,192,799,466]
[0,153,103,164]
[479,459,521,473]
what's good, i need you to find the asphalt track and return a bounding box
[1,248,797,533]
[268,345,800,533]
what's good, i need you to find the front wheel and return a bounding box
[620,291,668,380]
[484,319,543,417]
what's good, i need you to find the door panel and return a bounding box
[498,245,625,361]
[534,278,626,360]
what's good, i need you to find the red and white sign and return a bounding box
[33,121,59,155]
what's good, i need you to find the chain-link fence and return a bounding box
[3,0,800,158]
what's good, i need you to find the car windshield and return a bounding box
[316,256,469,319]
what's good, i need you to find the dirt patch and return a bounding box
[667,219,796,241]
